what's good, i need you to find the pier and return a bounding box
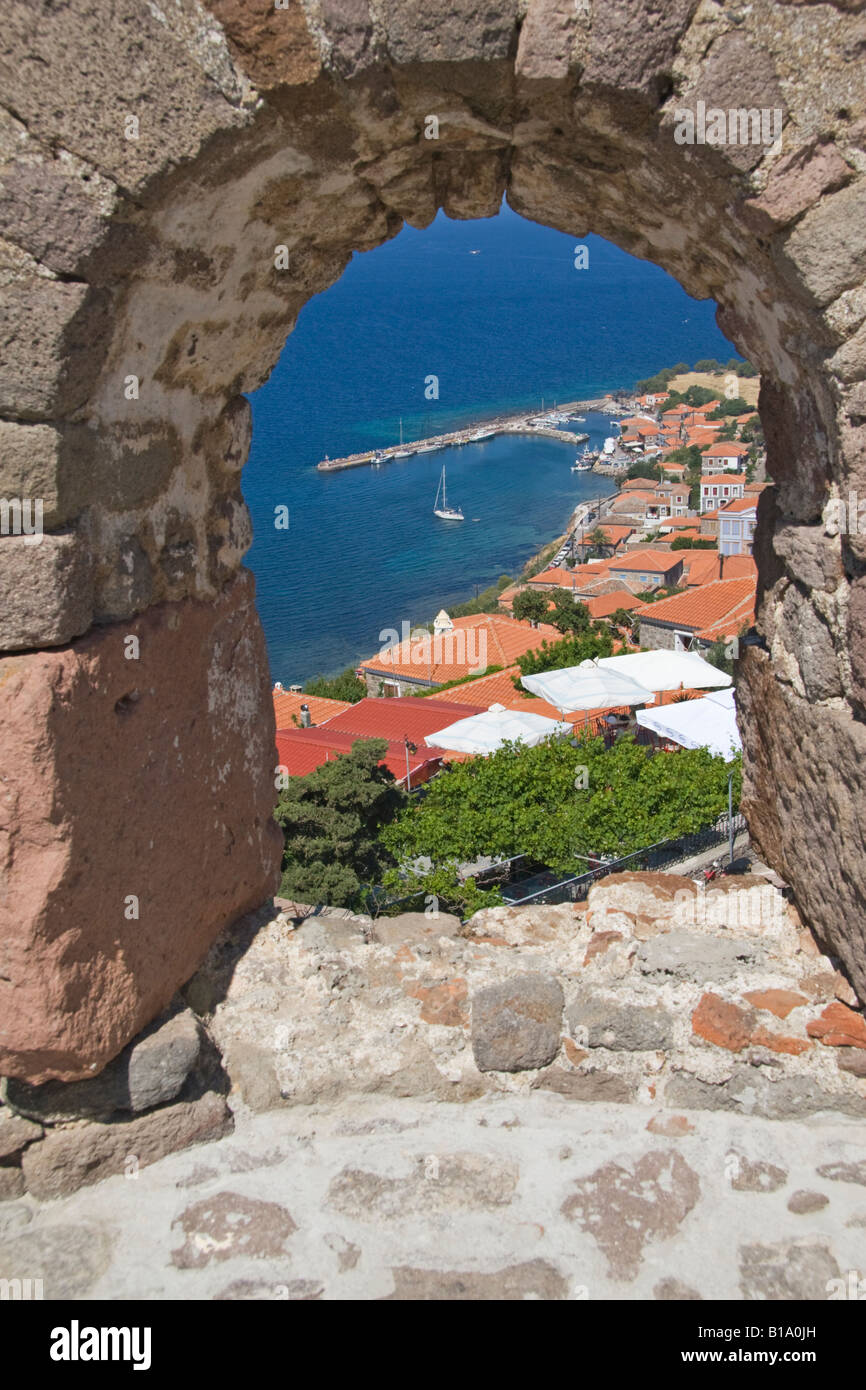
[315,398,617,472]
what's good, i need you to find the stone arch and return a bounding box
[1,0,865,1080]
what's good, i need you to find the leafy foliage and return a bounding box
[512,588,552,625]
[626,461,662,482]
[514,626,614,679]
[548,591,592,635]
[670,536,716,550]
[381,734,741,878]
[275,738,405,908]
[304,667,366,703]
[707,397,753,418]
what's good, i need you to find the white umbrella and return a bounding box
[424,702,570,754]
[635,687,740,759]
[520,659,654,715]
[598,649,732,693]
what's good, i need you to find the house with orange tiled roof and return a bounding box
[272,685,352,728]
[606,549,685,591]
[700,473,746,513]
[572,523,635,559]
[633,575,757,652]
[356,612,559,696]
[701,440,751,475]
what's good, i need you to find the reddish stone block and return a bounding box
[692,993,753,1052]
[807,1002,866,1050]
[751,1027,811,1057]
[407,979,468,1028]
[744,988,809,1019]
[0,573,282,1082]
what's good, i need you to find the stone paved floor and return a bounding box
[2,1092,866,1300]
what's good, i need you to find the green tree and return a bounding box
[708,397,752,418]
[670,536,716,550]
[515,626,614,680]
[512,588,552,625]
[626,462,661,483]
[304,667,366,703]
[549,590,592,635]
[275,738,405,908]
[381,734,741,882]
[585,525,610,552]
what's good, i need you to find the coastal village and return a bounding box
[270,371,764,906]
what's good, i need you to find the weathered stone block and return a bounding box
[2,1003,202,1121]
[379,0,518,64]
[0,1112,42,1161]
[637,931,765,985]
[0,270,110,420]
[471,973,564,1072]
[371,911,462,946]
[0,571,282,1082]
[20,1092,232,1199]
[0,533,94,650]
[567,990,673,1051]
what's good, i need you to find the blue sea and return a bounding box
[244,202,737,684]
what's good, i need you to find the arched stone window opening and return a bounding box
[0,0,863,1082]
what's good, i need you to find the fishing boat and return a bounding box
[571,443,594,472]
[433,465,464,521]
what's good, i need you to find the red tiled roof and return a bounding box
[700,473,747,486]
[719,496,758,513]
[272,689,352,727]
[680,550,723,587]
[607,549,684,575]
[701,441,751,457]
[579,524,634,544]
[634,575,757,636]
[316,696,485,743]
[528,566,579,587]
[357,613,559,685]
[582,590,644,619]
[274,728,443,784]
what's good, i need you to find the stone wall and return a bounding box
[0,0,865,1077]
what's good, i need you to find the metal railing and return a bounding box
[499,813,747,908]
[365,814,747,916]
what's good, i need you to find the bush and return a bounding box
[305,667,366,703]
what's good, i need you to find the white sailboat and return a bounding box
[433,465,464,521]
[392,417,412,458]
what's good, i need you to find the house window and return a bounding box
[674,630,694,652]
